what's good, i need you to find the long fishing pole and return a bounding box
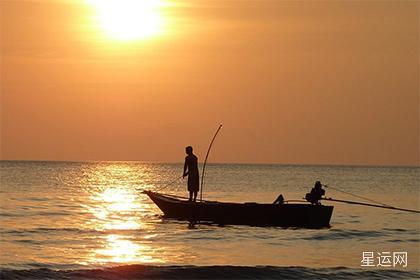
[323,184,391,207]
[200,124,223,202]
[322,197,420,214]
[153,175,183,192]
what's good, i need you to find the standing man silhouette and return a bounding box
[183,146,199,202]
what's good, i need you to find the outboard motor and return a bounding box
[305,181,325,205]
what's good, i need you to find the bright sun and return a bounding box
[88,0,165,41]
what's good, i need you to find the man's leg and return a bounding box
[189,191,193,202]
[193,191,197,202]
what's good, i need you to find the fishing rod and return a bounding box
[323,184,391,207]
[147,175,183,193]
[322,197,420,214]
[200,124,223,202]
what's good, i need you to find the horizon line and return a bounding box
[1,159,419,169]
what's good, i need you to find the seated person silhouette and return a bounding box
[305,181,326,205]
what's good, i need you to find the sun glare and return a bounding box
[88,0,165,41]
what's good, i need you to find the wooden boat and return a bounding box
[144,190,334,228]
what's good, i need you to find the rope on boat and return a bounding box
[323,184,391,207]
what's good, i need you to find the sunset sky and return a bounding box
[1,0,418,166]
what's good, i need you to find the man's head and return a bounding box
[185,146,193,155]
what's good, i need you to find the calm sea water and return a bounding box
[0,161,419,279]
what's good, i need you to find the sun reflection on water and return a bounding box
[95,235,163,264]
[83,163,163,264]
[88,187,144,231]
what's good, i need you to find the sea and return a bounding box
[0,161,419,279]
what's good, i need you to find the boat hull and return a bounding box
[145,191,333,228]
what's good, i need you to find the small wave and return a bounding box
[1,227,147,236]
[15,239,44,245]
[3,227,97,235]
[0,265,418,280]
[0,211,72,217]
[407,238,420,242]
[382,228,409,232]
[305,229,389,241]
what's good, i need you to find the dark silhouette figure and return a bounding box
[273,194,284,204]
[305,181,326,205]
[183,146,200,202]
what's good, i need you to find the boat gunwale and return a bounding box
[144,190,332,208]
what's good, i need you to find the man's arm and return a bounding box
[183,158,188,178]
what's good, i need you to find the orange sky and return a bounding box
[1,0,418,165]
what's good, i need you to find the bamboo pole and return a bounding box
[200,124,223,202]
[322,197,420,214]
